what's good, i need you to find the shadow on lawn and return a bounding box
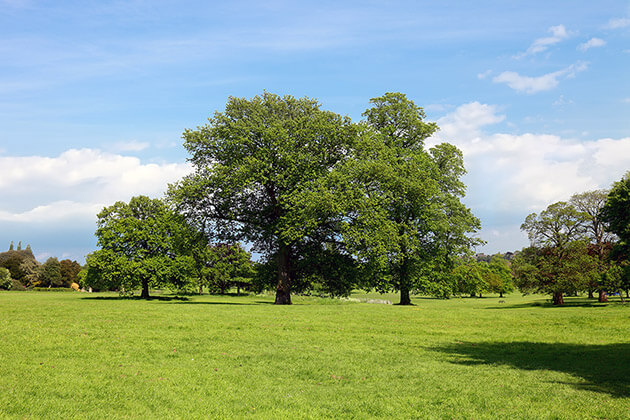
[80,295,190,302]
[433,341,630,397]
[485,298,623,310]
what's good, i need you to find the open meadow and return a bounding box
[1,291,629,419]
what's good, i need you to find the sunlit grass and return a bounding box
[1,291,629,419]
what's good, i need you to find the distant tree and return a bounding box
[486,255,514,298]
[453,260,487,298]
[0,267,11,290]
[599,263,629,302]
[39,257,63,288]
[0,246,39,287]
[59,260,82,287]
[519,201,591,305]
[602,172,630,248]
[88,196,194,298]
[205,243,254,295]
[570,189,615,301]
[513,242,598,305]
[9,241,13,251]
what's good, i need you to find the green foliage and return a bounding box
[519,200,600,304]
[513,242,599,304]
[452,260,486,297]
[59,259,81,287]
[0,267,11,290]
[602,172,630,248]
[0,247,39,286]
[170,92,357,304]
[38,257,63,288]
[87,196,195,298]
[323,93,481,304]
[521,201,587,249]
[599,263,629,300]
[485,255,514,297]
[205,243,254,295]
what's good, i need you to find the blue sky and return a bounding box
[1,0,629,262]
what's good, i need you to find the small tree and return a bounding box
[39,257,63,288]
[59,260,82,287]
[0,267,11,290]
[519,201,590,304]
[486,255,514,298]
[89,196,194,298]
[206,244,254,295]
[513,242,598,305]
[453,260,486,297]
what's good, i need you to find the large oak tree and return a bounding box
[170,93,357,304]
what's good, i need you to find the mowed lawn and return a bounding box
[1,291,629,419]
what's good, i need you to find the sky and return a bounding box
[1,0,629,263]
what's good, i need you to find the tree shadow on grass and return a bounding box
[485,298,623,310]
[432,341,630,397]
[80,295,190,302]
[166,301,256,306]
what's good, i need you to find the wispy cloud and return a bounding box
[492,62,588,94]
[578,37,606,51]
[515,25,572,58]
[605,17,630,29]
[110,140,150,153]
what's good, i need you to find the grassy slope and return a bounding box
[0,291,629,419]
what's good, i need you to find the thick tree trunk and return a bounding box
[398,257,412,305]
[588,288,594,299]
[499,292,503,298]
[140,279,150,299]
[275,244,292,305]
[552,291,564,305]
[400,283,411,305]
[598,290,608,303]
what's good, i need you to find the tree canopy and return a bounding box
[169,92,357,304]
[86,196,193,298]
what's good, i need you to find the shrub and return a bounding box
[10,279,26,291]
[0,267,11,290]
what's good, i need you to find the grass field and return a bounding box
[1,291,629,419]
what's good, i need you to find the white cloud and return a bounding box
[428,102,630,251]
[492,62,588,94]
[578,37,606,51]
[477,70,492,80]
[605,18,630,29]
[0,149,192,223]
[515,25,572,58]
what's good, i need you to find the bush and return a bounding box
[0,267,11,290]
[10,279,26,291]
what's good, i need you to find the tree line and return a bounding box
[4,92,627,306]
[0,242,81,290]
[81,92,481,304]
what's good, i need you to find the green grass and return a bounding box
[1,291,629,419]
